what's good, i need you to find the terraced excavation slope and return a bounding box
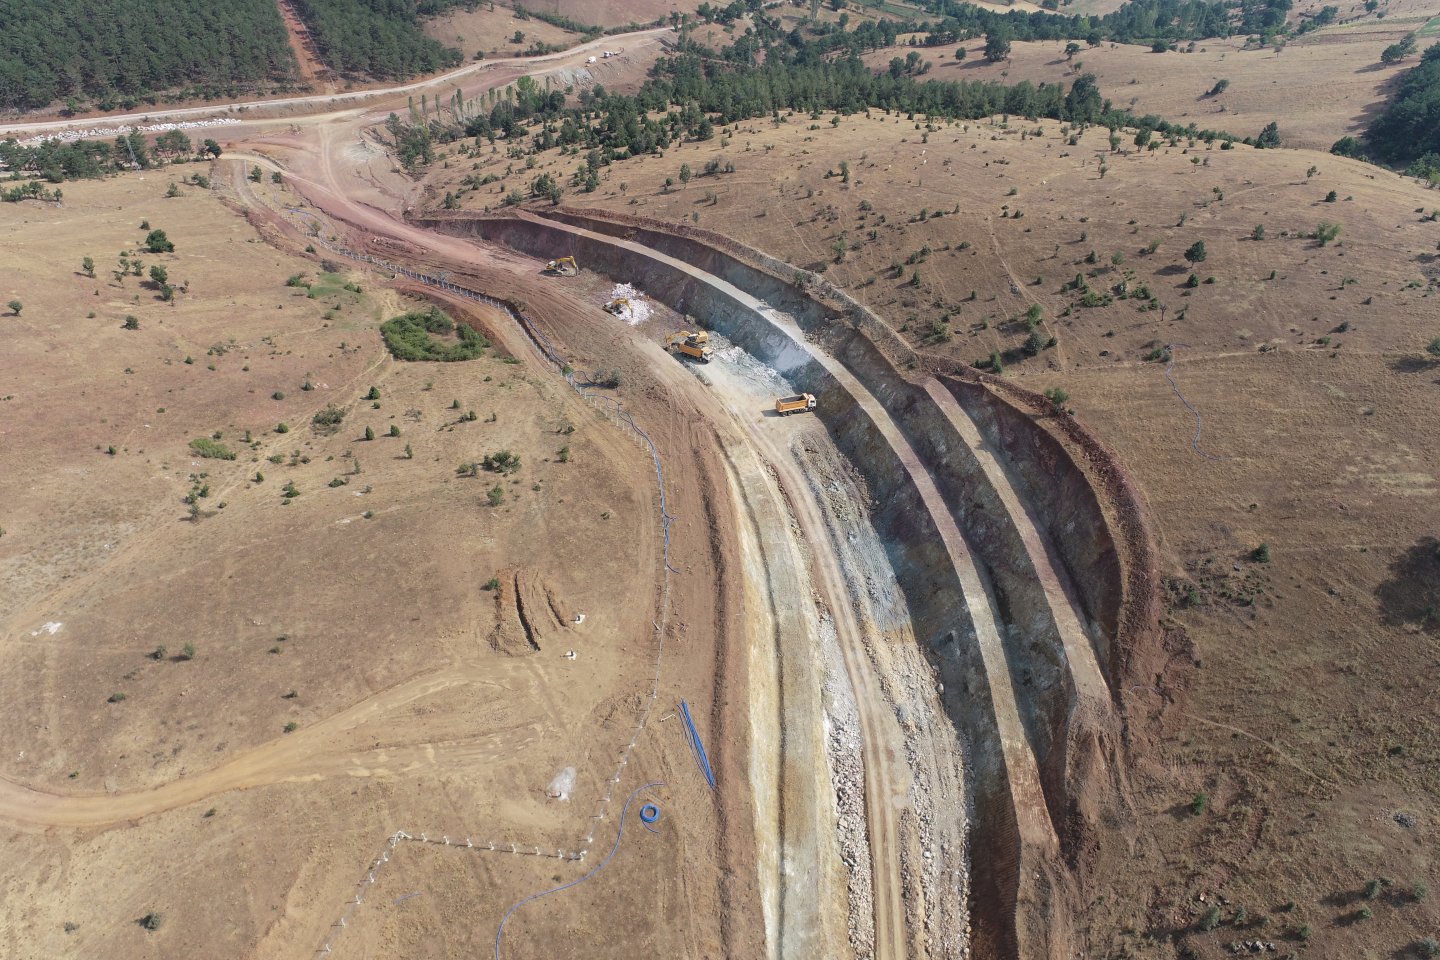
[426,207,1158,959]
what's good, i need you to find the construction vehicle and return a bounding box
[605,297,632,316]
[546,257,578,277]
[775,393,817,416]
[664,330,713,363]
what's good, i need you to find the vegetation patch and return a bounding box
[188,437,236,461]
[379,307,488,362]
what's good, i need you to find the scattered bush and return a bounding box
[1315,221,1341,246]
[311,406,345,435]
[283,721,298,733]
[1252,543,1271,563]
[380,307,487,361]
[1190,791,1209,815]
[188,437,236,460]
[138,912,162,931]
[1200,905,1222,930]
[487,484,505,507]
[144,229,174,253]
[483,451,521,475]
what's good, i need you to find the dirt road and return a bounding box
[0,667,525,828]
[0,27,669,139]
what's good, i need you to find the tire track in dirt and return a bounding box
[0,668,525,828]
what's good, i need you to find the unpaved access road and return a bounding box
[0,27,669,139]
[0,666,543,829]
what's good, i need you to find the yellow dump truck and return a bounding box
[775,393,817,416]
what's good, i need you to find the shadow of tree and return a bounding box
[1392,355,1440,374]
[1375,536,1440,633]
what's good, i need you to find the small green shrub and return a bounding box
[1190,791,1208,815]
[1199,906,1221,931]
[312,406,345,434]
[283,721,298,733]
[1252,543,1271,563]
[188,437,236,460]
[483,451,521,475]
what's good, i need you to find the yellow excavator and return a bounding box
[546,256,578,277]
[665,330,713,363]
[604,297,631,316]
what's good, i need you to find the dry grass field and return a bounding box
[422,107,1440,955]
[0,172,687,959]
[870,29,1437,150]
[424,5,587,60]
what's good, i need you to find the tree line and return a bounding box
[416,27,1242,173]
[288,0,464,79]
[1352,42,1440,180]
[0,0,297,112]
[0,131,221,183]
[910,0,1289,46]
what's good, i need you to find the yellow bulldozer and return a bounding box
[665,330,713,363]
[546,256,578,277]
